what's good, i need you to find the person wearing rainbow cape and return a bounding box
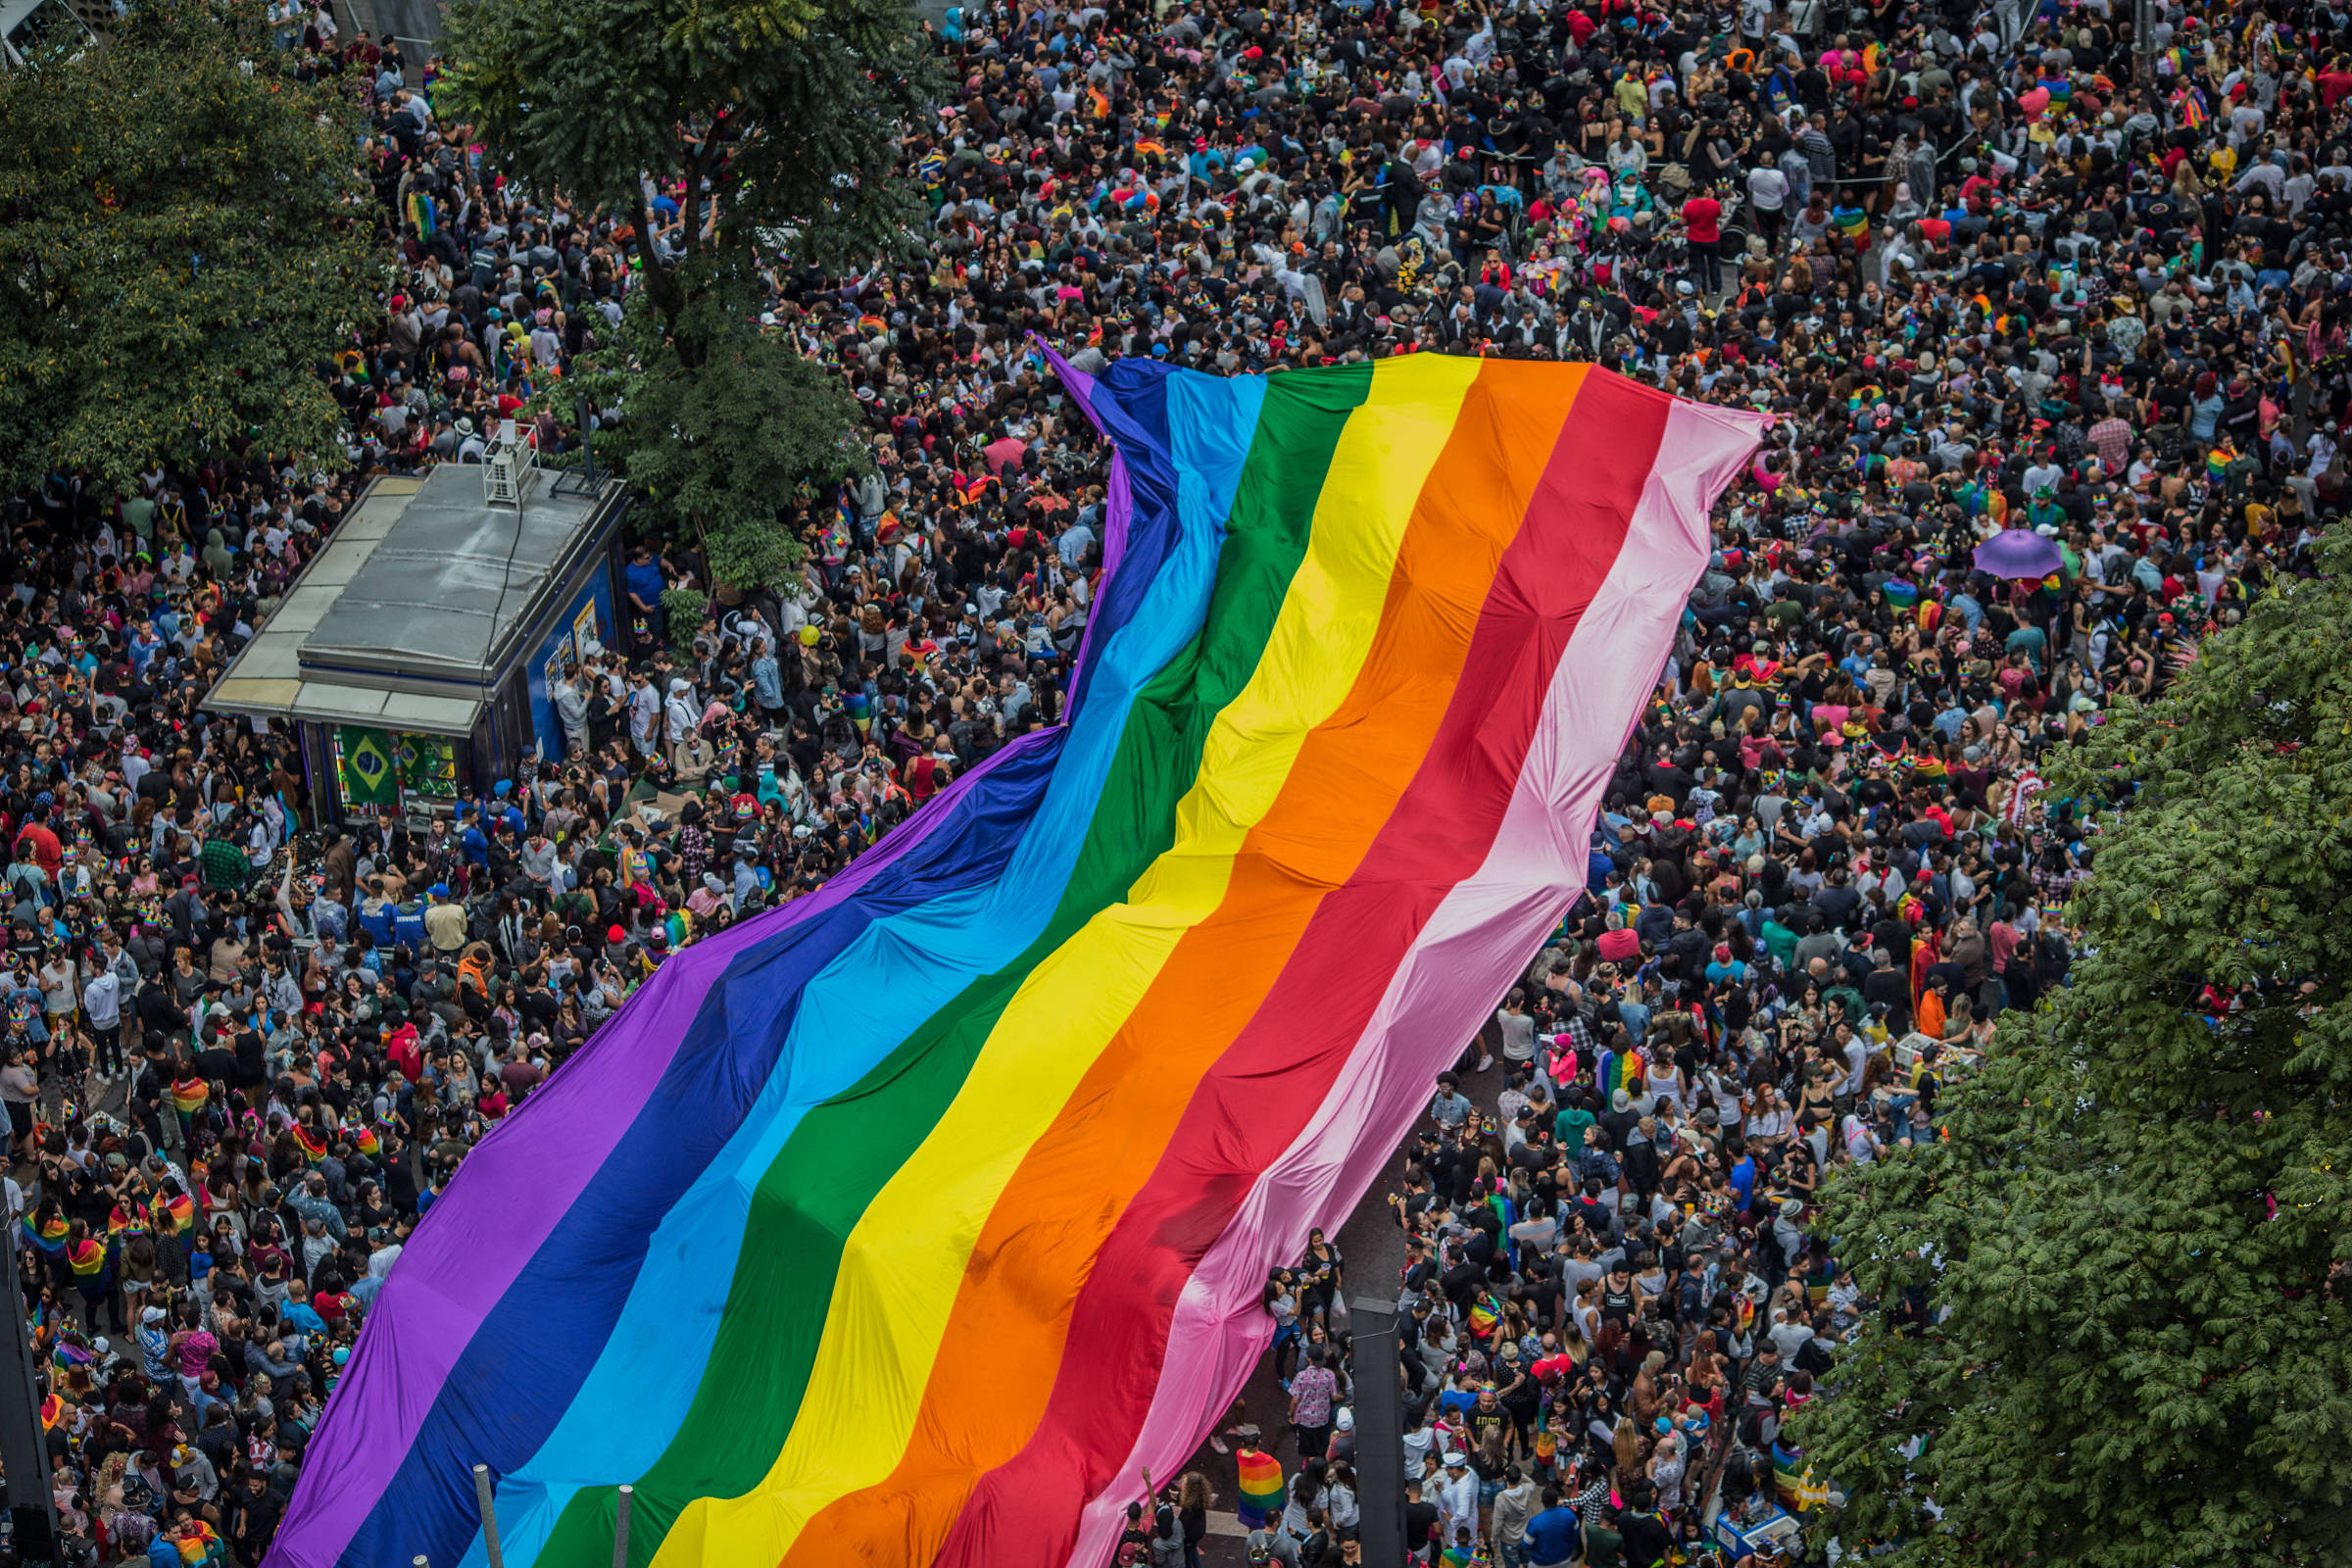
[63,1218,121,1336]
[1234,1423,1285,1531]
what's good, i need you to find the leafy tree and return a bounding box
[552,288,864,592]
[440,0,922,586]
[0,0,377,493]
[439,0,933,350]
[1796,534,2352,1565]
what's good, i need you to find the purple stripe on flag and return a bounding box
[271,725,1059,1568]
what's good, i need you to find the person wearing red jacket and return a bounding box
[1681,186,1725,295]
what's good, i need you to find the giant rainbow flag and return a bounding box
[268,354,1759,1568]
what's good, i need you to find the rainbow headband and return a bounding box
[270,355,1760,1568]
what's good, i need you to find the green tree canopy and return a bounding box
[440,0,933,345]
[0,0,377,494]
[571,290,865,591]
[439,0,925,588]
[1796,534,2352,1565]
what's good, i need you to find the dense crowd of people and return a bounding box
[5,0,2346,1560]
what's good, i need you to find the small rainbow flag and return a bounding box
[270,355,1761,1568]
[1237,1449,1285,1528]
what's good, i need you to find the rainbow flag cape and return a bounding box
[172,1076,208,1115]
[345,1120,382,1157]
[292,1123,329,1165]
[66,1237,107,1280]
[21,1213,66,1258]
[1772,1437,1834,1510]
[1772,1438,1806,1506]
[1601,1045,1644,1102]
[174,1520,222,1565]
[1237,1449,1285,1528]
[156,1193,196,1239]
[264,354,1757,1568]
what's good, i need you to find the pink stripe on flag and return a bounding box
[1061,399,1762,1567]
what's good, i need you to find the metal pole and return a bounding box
[475,1464,507,1568]
[1348,1295,1406,1568]
[612,1483,634,1568]
[576,390,600,481]
[0,1217,58,1567]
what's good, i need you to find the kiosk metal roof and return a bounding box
[205,465,626,736]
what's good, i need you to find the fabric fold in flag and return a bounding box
[263,357,1761,1568]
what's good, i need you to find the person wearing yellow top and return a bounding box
[421,885,468,956]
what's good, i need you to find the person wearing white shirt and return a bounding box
[1746,164,1789,249]
[1768,1307,1815,1363]
[1436,1452,1480,1546]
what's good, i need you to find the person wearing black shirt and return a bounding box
[1619,1494,1676,1568]
[1403,1479,1441,1566]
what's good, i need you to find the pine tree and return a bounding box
[1795,533,2352,1565]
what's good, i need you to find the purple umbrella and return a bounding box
[1973,529,2064,580]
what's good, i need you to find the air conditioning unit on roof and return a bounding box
[483,419,537,509]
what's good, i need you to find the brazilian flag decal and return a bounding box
[338,726,399,808]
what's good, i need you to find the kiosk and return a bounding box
[204,435,631,821]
